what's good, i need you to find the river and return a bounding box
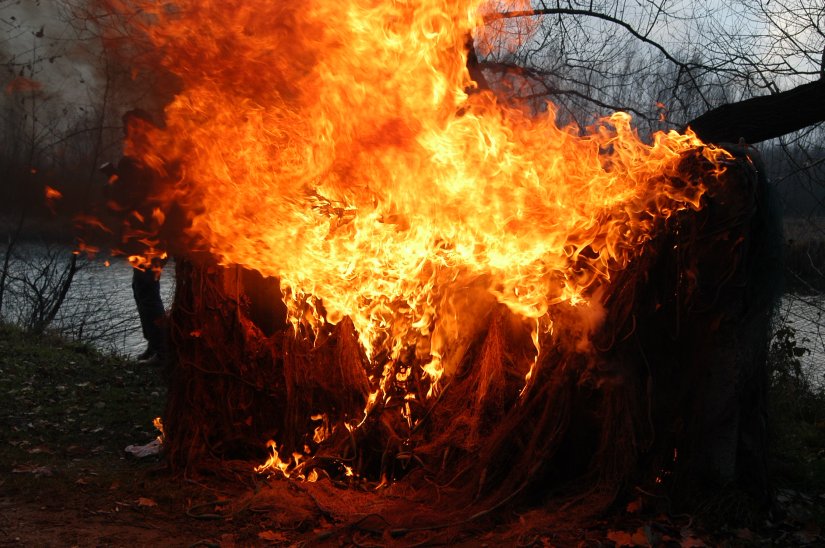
[776,293,825,387]
[2,242,823,378]
[0,242,175,358]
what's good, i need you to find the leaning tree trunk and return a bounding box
[686,78,825,144]
[162,147,781,516]
[163,260,370,468]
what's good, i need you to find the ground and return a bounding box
[1,324,825,547]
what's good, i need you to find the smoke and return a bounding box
[1,0,102,111]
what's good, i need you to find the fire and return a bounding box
[254,440,319,482]
[44,186,63,201]
[118,2,729,397]
[153,416,165,444]
[44,185,62,214]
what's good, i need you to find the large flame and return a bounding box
[122,0,729,384]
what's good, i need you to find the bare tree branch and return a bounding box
[484,8,700,73]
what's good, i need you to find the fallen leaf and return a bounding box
[794,529,821,545]
[258,530,287,542]
[137,497,157,507]
[680,530,706,548]
[804,520,822,535]
[776,489,794,503]
[607,530,634,547]
[626,498,642,513]
[735,528,754,541]
[12,464,53,476]
[632,525,653,546]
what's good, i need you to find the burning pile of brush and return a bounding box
[102,0,777,516]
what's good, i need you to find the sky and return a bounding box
[1,0,101,115]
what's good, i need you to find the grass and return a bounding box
[0,324,181,545]
[0,323,169,516]
[0,323,165,467]
[2,320,825,545]
[0,324,285,547]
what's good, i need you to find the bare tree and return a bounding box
[471,0,825,302]
[475,1,824,138]
[3,243,79,334]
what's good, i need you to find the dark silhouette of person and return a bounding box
[131,259,166,363]
[101,109,170,364]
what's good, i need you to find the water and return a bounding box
[2,242,823,376]
[0,241,175,358]
[776,293,825,388]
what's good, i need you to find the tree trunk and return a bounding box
[686,78,825,144]
[162,149,779,514]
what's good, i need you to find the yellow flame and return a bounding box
[152,416,165,444]
[123,1,730,395]
[254,440,293,477]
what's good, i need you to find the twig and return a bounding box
[185,499,231,520]
[389,473,534,537]
[188,541,219,548]
[289,483,336,522]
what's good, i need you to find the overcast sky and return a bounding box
[1,0,100,111]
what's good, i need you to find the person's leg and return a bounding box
[132,267,165,358]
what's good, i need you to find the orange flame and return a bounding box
[254,440,317,482]
[44,186,62,201]
[152,416,165,444]
[120,1,729,388]
[44,185,63,214]
[4,76,42,95]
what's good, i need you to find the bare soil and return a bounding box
[2,324,825,547]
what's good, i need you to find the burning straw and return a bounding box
[97,0,780,524]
